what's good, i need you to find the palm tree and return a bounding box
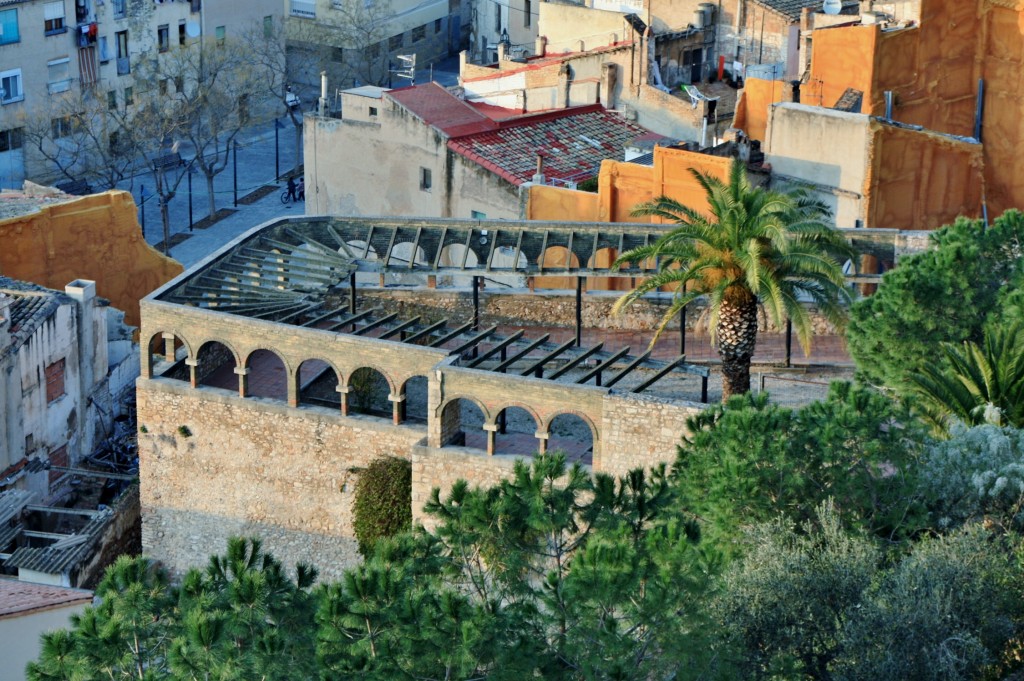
[908,323,1024,430]
[613,158,853,400]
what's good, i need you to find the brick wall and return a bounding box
[137,380,426,581]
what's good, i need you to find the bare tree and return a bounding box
[239,17,329,176]
[154,38,259,217]
[326,0,396,88]
[17,91,138,190]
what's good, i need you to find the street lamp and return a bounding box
[139,184,147,239]
[187,162,195,231]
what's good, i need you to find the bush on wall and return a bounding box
[352,456,412,557]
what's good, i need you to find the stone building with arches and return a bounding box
[135,214,748,579]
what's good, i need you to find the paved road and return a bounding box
[128,54,462,267]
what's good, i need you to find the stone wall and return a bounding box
[348,286,845,334]
[411,444,524,529]
[599,391,703,478]
[137,380,426,581]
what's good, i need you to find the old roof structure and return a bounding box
[388,83,650,186]
[0,277,68,359]
[753,0,832,21]
[0,578,92,618]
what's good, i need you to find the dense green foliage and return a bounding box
[352,456,412,556]
[909,323,1024,430]
[30,408,1024,681]
[674,382,926,548]
[616,158,852,398]
[847,210,1024,395]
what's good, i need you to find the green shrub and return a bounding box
[352,456,412,557]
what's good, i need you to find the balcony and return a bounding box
[290,0,316,18]
[116,57,130,76]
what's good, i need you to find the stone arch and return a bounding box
[535,245,580,290]
[344,366,392,418]
[491,404,542,456]
[195,339,241,389]
[545,412,598,465]
[145,330,191,380]
[399,374,429,424]
[296,358,342,409]
[437,394,491,423]
[586,246,628,292]
[439,396,489,449]
[242,347,291,401]
[438,243,479,287]
[488,401,543,432]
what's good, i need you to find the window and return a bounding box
[116,29,128,58]
[124,86,133,106]
[112,0,126,19]
[412,25,425,42]
[157,24,169,52]
[99,35,111,62]
[215,25,225,46]
[174,75,184,92]
[178,21,186,46]
[332,46,344,62]
[116,29,130,74]
[420,167,432,191]
[107,90,117,109]
[369,106,377,116]
[0,8,18,45]
[47,57,70,94]
[191,0,202,12]
[0,128,23,153]
[434,18,442,33]
[389,33,402,50]
[366,42,380,60]
[524,0,531,27]
[44,1,66,35]
[0,69,23,104]
[263,15,273,39]
[45,359,65,403]
[51,114,78,138]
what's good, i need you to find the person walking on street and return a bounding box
[287,176,297,202]
[297,177,305,201]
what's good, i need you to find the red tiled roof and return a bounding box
[387,82,498,137]
[0,578,92,618]
[447,106,650,186]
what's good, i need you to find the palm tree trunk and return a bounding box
[717,296,758,400]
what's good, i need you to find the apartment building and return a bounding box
[285,0,467,96]
[0,0,196,187]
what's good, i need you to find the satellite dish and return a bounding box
[822,0,841,15]
[185,21,200,38]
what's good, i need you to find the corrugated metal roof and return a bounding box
[0,489,35,526]
[753,0,831,21]
[0,578,92,618]
[5,509,111,576]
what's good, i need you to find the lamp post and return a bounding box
[274,118,282,180]
[233,139,238,207]
[187,164,194,231]
[139,184,147,239]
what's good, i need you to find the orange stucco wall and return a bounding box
[807,1,979,138]
[982,1,1024,217]
[527,146,731,290]
[0,191,183,329]
[734,78,792,143]
[866,121,984,230]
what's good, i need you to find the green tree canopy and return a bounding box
[847,210,1024,395]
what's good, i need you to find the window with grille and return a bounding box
[45,359,65,403]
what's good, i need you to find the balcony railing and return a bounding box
[290,0,316,18]
[116,57,130,76]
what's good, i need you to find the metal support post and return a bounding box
[575,277,583,347]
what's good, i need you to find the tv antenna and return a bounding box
[392,54,416,83]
